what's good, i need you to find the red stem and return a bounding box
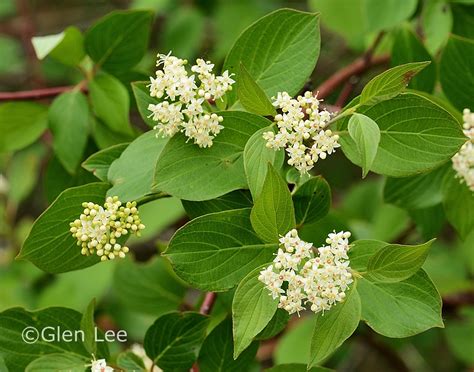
[190,292,217,372]
[315,55,389,100]
[199,292,217,315]
[0,85,87,101]
[316,32,389,103]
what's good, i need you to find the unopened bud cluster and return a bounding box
[148,52,235,148]
[259,229,353,315]
[69,197,145,261]
[263,91,339,174]
[452,108,474,191]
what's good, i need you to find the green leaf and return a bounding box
[36,262,114,311]
[154,111,270,201]
[442,168,474,239]
[360,62,431,105]
[251,164,296,243]
[131,81,159,127]
[349,239,389,272]
[391,27,437,93]
[128,197,184,241]
[44,155,98,204]
[224,9,320,106]
[182,190,253,219]
[84,10,153,73]
[232,265,278,358]
[80,299,96,355]
[32,32,64,59]
[0,36,23,76]
[166,209,277,291]
[32,26,85,66]
[410,204,446,240]
[107,131,167,201]
[144,312,209,371]
[422,0,453,54]
[18,182,109,273]
[366,240,435,282]
[461,230,474,275]
[423,240,471,295]
[384,164,449,210]
[25,354,88,372]
[161,7,205,60]
[212,0,268,61]
[198,318,258,372]
[266,364,332,372]
[358,269,444,337]
[82,143,129,181]
[92,118,135,150]
[0,356,6,372]
[365,0,418,32]
[338,93,466,177]
[293,176,331,226]
[0,102,47,153]
[452,3,474,39]
[309,284,361,367]
[309,0,366,50]
[238,63,276,116]
[311,0,418,49]
[445,307,474,365]
[274,316,313,364]
[117,351,146,371]
[113,257,185,316]
[406,88,463,122]
[49,91,89,174]
[347,113,381,178]
[256,309,289,340]
[244,126,284,199]
[89,73,134,136]
[0,307,108,371]
[7,143,45,205]
[440,35,474,110]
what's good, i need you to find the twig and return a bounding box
[316,55,389,100]
[0,84,87,101]
[194,293,217,372]
[199,292,217,314]
[443,291,474,311]
[190,292,217,372]
[316,32,389,102]
[335,76,359,108]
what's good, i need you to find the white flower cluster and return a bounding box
[452,108,474,191]
[263,91,339,173]
[90,357,113,372]
[148,52,235,148]
[259,229,353,315]
[69,197,145,261]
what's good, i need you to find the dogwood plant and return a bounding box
[0,3,473,372]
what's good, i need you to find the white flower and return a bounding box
[90,358,113,372]
[452,108,474,191]
[263,91,338,174]
[259,229,353,315]
[130,344,162,372]
[69,197,145,261]
[147,52,234,148]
